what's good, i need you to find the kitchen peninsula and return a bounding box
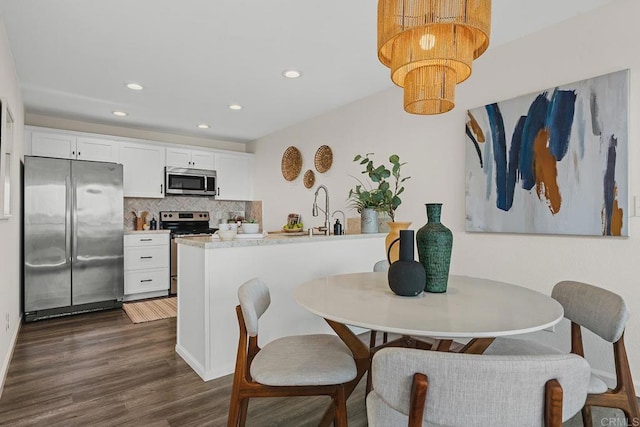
[174,232,386,381]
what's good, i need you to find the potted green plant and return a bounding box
[241,218,260,234]
[348,153,410,222]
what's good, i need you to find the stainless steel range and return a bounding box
[160,211,218,295]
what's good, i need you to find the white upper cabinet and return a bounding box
[76,137,119,162]
[120,142,165,198]
[166,147,215,170]
[31,132,75,159]
[31,132,118,162]
[216,153,253,201]
[28,126,254,201]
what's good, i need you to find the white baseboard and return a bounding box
[175,344,206,380]
[175,344,234,382]
[0,315,22,398]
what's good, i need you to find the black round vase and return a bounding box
[387,230,425,297]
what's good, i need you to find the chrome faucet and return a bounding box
[312,185,330,235]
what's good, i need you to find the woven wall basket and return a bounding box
[281,146,302,181]
[303,169,315,188]
[314,145,333,173]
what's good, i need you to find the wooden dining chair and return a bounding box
[485,280,639,427]
[227,278,357,427]
[367,347,591,427]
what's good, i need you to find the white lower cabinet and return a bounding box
[124,233,170,301]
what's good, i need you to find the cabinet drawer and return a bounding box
[125,268,169,294]
[124,245,169,270]
[125,234,169,247]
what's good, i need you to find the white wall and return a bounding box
[0,17,24,395]
[253,0,640,386]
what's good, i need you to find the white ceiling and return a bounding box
[0,0,619,144]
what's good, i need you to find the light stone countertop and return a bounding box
[175,232,386,248]
[124,229,171,235]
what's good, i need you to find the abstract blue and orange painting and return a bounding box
[465,70,628,236]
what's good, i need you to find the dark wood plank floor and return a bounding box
[0,309,367,427]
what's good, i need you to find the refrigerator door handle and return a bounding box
[65,175,72,263]
[71,176,78,262]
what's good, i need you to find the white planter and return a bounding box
[241,223,260,234]
[361,208,379,233]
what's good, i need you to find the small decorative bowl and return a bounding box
[241,223,260,234]
[216,230,237,241]
[218,223,239,232]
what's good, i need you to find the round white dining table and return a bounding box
[294,272,565,426]
[294,272,564,339]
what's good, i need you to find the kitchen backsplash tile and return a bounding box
[124,197,262,230]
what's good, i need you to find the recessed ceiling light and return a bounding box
[282,69,302,79]
[198,124,210,129]
[126,82,144,91]
[113,111,128,117]
[228,104,243,110]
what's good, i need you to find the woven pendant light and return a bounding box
[404,65,456,115]
[377,0,492,115]
[390,24,474,87]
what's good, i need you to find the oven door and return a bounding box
[165,167,217,196]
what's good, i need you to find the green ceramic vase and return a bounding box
[416,203,453,293]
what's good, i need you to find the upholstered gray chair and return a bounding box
[373,259,389,273]
[367,347,591,427]
[227,278,357,427]
[484,280,639,427]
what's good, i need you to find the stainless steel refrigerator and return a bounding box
[24,156,124,321]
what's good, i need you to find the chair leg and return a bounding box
[238,398,249,427]
[369,330,377,348]
[583,336,640,427]
[382,332,388,344]
[227,388,241,427]
[581,405,593,427]
[333,385,348,427]
[625,397,640,427]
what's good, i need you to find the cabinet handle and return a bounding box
[78,151,81,156]
[72,151,75,156]
[160,184,163,194]
[140,279,153,283]
[140,256,153,259]
[140,238,152,242]
[217,187,220,196]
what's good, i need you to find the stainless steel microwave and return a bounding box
[165,167,217,196]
